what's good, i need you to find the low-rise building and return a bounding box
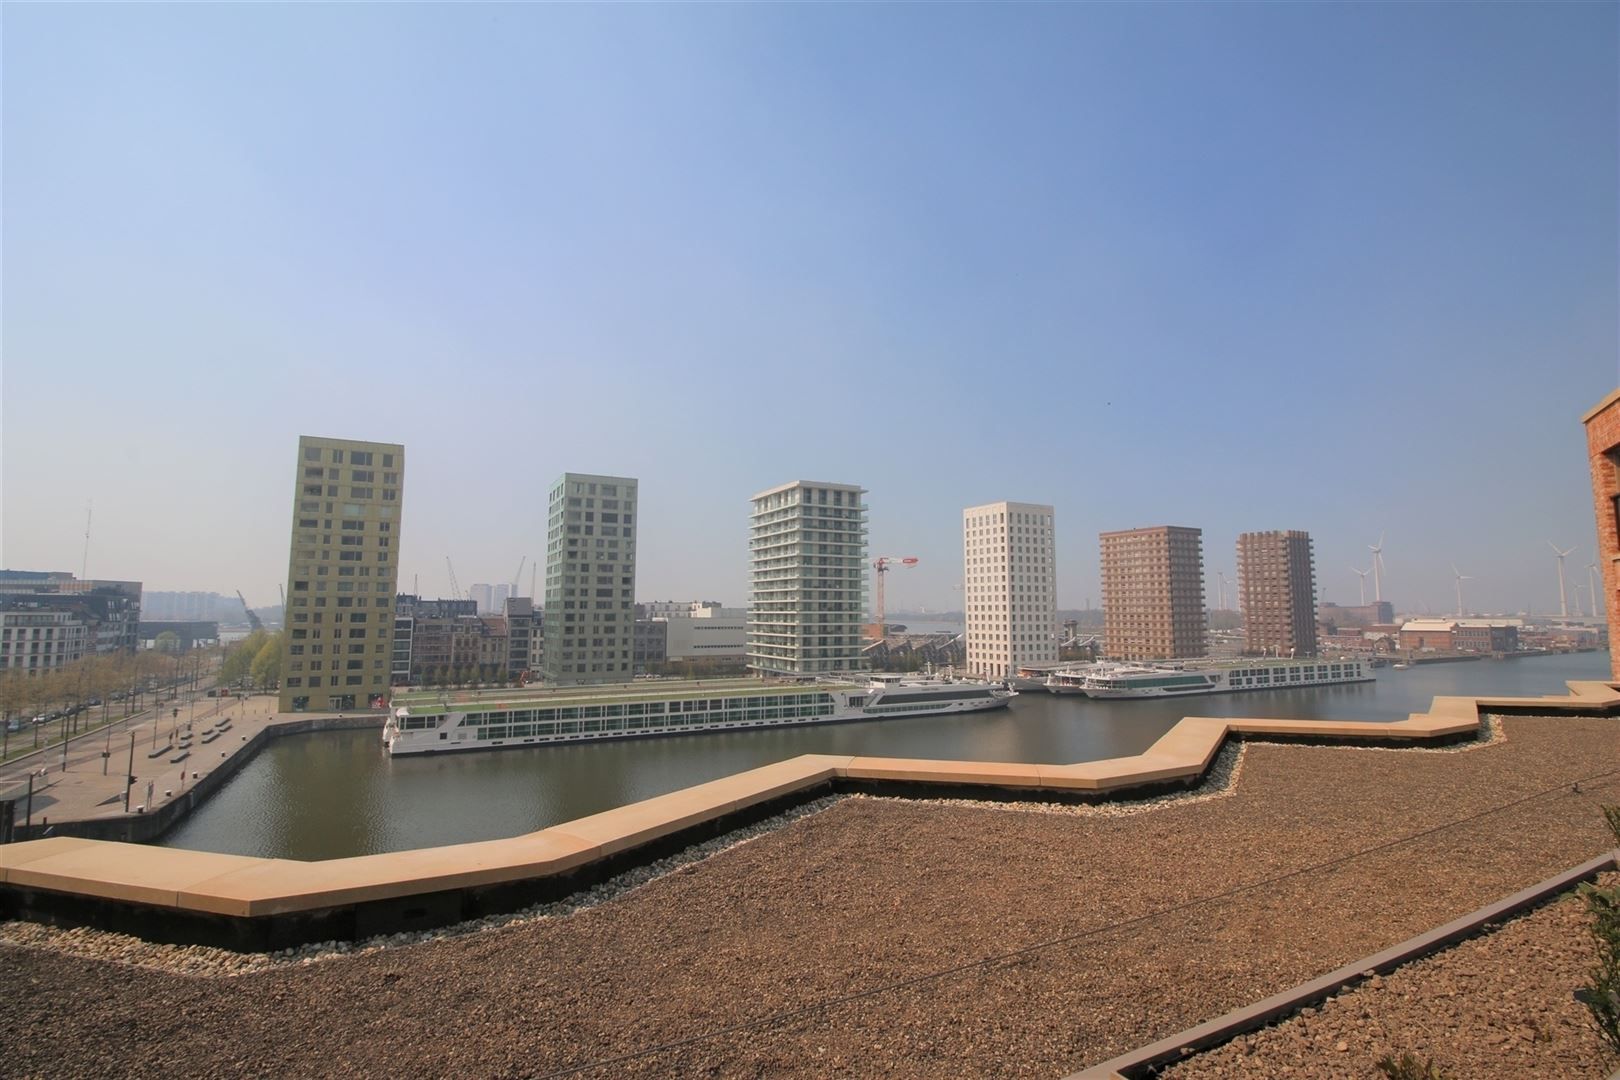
[1317,601,1396,629]
[1398,619,1457,651]
[391,595,510,685]
[633,617,667,674]
[664,610,746,662]
[0,571,143,674]
[1452,619,1520,654]
[1398,618,1520,653]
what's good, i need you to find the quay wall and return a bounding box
[13,715,383,846]
[0,681,1617,951]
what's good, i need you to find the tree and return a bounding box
[220,630,268,687]
[250,631,283,689]
[154,631,180,655]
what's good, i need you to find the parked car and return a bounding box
[32,715,48,726]
[6,718,21,733]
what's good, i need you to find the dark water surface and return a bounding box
[161,651,1612,860]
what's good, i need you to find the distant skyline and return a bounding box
[3,5,1616,618]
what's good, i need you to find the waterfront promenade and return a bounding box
[0,693,287,832]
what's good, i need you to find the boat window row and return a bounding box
[471,702,835,738]
[1226,663,1361,687]
[401,692,838,730]
[1095,674,1214,689]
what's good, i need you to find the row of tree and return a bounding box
[218,630,284,690]
[0,647,212,732]
[417,664,513,689]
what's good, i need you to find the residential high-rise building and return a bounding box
[963,501,1057,680]
[543,473,637,685]
[280,436,404,712]
[1237,530,1318,657]
[1100,526,1206,660]
[748,481,868,676]
[468,583,494,614]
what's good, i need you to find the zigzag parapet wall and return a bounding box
[2,681,1618,950]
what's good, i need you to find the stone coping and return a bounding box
[1,680,1616,921]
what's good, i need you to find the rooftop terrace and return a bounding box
[2,682,1618,1076]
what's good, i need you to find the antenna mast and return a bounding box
[81,502,92,579]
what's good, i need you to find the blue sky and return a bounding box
[3,4,1616,617]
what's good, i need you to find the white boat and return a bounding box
[1071,665,1224,698]
[1046,658,1374,700]
[383,674,1015,756]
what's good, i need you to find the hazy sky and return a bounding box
[3,4,1616,618]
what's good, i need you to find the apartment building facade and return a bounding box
[0,571,143,674]
[748,480,869,676]
[963,501,1057,680]
[279,436,404,712]
[1100,525,1206,660]
[1237,529,1318,657]
[542,473,637,685]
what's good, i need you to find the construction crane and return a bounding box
[446,557,463,601]
[236,590,263,633]
[868,556,919,641]
[510,555,527,598]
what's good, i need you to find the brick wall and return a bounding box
[1583,389,1620,679]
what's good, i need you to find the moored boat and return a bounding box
[383,673,1014,755]
[1044,658,1374,699]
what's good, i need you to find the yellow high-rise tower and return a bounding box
[279,436,404,712]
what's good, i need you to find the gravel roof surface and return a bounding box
[1162,872,1619,1080]
[2,714,1618,1079]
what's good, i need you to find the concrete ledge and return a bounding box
[0,682,1615,948]
[1066,850,1620,1079]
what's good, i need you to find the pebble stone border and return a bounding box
[0,714,1510,977]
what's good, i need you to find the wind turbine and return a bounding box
[1216,571,1231,611]
[1368,534,1386,603]
[1452,564,1473,617]
[1548,541,1575,619]
[1351,566,1371,606]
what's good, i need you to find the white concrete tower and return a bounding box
[963,501,1057,680]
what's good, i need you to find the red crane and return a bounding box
[869,556,920,640]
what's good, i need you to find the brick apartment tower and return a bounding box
[1237,530,1318,657]
[1582,388,1620,678]
[1100,526,1206,660]
[280,436,404,713]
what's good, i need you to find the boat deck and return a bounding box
[391,678,863,716]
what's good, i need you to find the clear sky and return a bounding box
[3,4,1616,618]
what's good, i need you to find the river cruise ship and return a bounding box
[1045,658,1373,699]
[383,674,1015,756]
